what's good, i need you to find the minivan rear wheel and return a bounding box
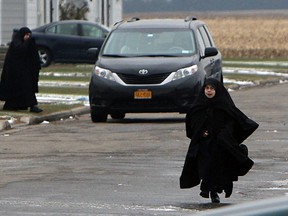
[90,107,108,122]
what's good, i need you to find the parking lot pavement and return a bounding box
[0,82,287,215]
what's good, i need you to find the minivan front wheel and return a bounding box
[90,107,108,122]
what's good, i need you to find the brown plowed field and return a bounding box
[124,10,288,59]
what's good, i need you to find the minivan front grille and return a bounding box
[117,73,171,84]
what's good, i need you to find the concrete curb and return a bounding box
[0,120,11,131]
[0,106,90,132]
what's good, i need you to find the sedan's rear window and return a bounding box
[102,29,196,57]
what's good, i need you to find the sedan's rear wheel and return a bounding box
[90,107,108,122]
[38,47,52,67]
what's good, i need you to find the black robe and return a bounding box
[179,78,258,196]
[0,27,41,109]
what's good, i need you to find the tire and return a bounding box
[110,112,125,120]
[90,107,108,122]
[38,47,52,67]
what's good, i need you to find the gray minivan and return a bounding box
[89,17,222,122]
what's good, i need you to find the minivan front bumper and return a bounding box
[89,72,204,114]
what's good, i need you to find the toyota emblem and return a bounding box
[139,69,149,75]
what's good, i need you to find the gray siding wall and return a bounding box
[1,0,26,45]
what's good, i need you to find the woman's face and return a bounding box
[204,84,216,98]
[23,33,31,41]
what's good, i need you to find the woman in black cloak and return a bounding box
[0,27,43,112]
[180,78,258,203]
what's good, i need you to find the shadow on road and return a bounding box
[176,202,232,212]
[108,117,185,124]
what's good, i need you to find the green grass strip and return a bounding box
[39,86,88,95]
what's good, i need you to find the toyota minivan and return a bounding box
[89,17,222,122]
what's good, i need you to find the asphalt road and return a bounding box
[0,82,287,215]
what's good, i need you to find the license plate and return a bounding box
[134,89,152,99]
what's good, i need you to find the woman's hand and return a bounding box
[203,130,209,137]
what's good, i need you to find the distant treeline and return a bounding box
[123,0,288,13]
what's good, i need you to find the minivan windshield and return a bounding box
[102,29,196,57]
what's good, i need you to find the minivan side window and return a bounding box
[203,25,216,46]
[198,26,213,47]
[196,29,205,56]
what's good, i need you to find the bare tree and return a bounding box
[59,0,89,20]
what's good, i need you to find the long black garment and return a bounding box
[180,78,258,197]
[0,27,41,109]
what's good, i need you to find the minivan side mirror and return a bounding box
[204,47,218,58]
[88,47,99,56]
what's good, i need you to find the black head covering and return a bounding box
[0,26,40,101]
[186,77,259,143]
[192,77,235,111]
[181,78,258,189]
[12,27,32,43]
[19,27,32,38]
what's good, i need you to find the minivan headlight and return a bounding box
[172,65,198,81]
[94,66,116,81]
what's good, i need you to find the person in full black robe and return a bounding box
[0,27,43,112]
[180,78,258,203]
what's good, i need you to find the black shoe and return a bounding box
[30,106,43,113]
[210,192,220,203]
[200,191,209,198]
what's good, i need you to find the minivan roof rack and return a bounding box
[128,17,140,22]
[184,16,197,22]
[114,20,124,26]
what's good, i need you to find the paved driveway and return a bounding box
[0,83,287,215]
